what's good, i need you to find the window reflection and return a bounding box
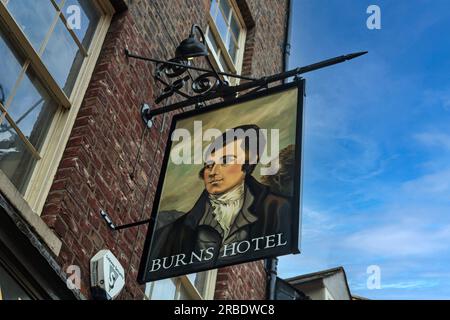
[6,0,101,96]
[219,54,231,73]
[145,273,210,300]
[210,0,218,16]
[0,118,37,193]
[63,0,100,48]
[178,284,190,300]
[0,264,32,300]
[0,28,23,106]
[145,278,177,300]
[220,0,231,19]
[228,40,237,63]
[206,28,220,54]
[187,272,208,297]
[43,0,100,95]
[6,0,56,51]
[230,15,240,41]
[216,8,229,45]
[41,19,83,95]
[0,26,57,193]
[8,68,57,150]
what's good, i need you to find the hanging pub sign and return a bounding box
[138,80,305,283]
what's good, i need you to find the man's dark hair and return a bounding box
[198,124,266,179]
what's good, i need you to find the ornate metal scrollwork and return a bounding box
[156,58,189,79]
[191,72,221,95]
[153,57,227,105]
[154,75,191,104]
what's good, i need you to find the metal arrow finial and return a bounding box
[295,51,369,75]
[344,51,369,60]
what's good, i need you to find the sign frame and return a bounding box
[137,79,305,284]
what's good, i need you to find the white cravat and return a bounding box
[208,182,245,237]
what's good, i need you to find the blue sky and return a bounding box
[278,0,450,299]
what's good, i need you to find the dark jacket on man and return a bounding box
[149,175,293,271]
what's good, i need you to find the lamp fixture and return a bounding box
[175,24,209,59]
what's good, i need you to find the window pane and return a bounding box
[0,118,37,193]
[5,0,56,51]
[219,0,231,20]
[146,278,177,300]
[41,0,101,95]
[63,0,100,48]
[230,14,240,42]
[0,26,25,105]
[228,39,238,64]
[0,264,32,300]
[8,68,57,151]
[215,7,230,46]
[41,20,84,95]
[187,272,208,297]
[178,284,191,300]
[209,0,218,18]
[206,28,219,55]
[219,54,231,73]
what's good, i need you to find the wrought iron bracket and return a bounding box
[140,103,153,129]
[127,49,368,128]
[100,209,153,231]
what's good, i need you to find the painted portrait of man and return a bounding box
[151,125,292,268]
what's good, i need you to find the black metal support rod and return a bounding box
[113,219,152,231]
[146,74,291,118]
[292,51,367,75]
[125,49,256,81]
[146,51,368,118]
[266,257,279,300]
[100,209,153,231]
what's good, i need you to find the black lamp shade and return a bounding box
[175,34,208,59]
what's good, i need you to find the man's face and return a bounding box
[203,140,246,195]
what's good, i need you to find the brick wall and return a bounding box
[240,0,288,78]
[41,0,289,300]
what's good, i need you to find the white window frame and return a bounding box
[0,0,115,215]
[206,0,246,85]
[144,270,218,300]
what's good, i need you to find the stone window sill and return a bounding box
[0,170,62,256]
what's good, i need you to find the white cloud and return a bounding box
[402,167,450,198]
[343,222,450,257]
[381,281,438,289]
[301,207,338,240]
[351,280,439,291]
[422,88,450,112]
[415,132,450,151]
